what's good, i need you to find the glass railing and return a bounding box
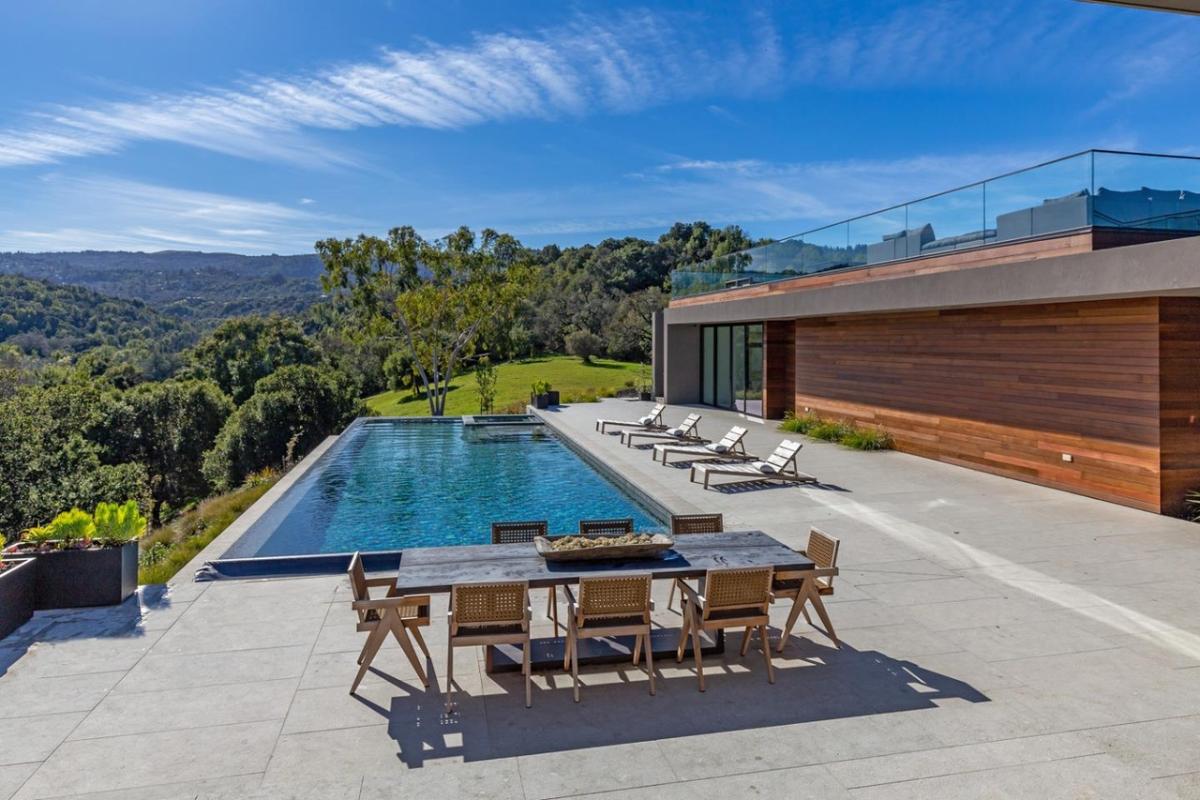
[671,150,1200,299]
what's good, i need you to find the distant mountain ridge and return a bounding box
[0,250,327,326]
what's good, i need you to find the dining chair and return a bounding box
[579,518,634,536]
[772,527,840,651]
[561,574,655,702]
[675,566,775,692]
[491,520,558,629]
[446,580,532,711]
[347,552,431,694]
[666,513,724,611]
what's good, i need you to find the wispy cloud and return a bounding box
[0,9,783,169]
[0,175,356,253]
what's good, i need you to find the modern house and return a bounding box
[653,150,1200,515]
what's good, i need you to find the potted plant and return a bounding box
[0,535,36,640]
[530,380,558,409]
[13,501,145,609]
[638,363,653,401]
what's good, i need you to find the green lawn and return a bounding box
[366,355,645,416]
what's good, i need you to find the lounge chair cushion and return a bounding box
[666,426,684,436]
[751,460,777,474]
[706,442,729,453]
[638,415,655,425]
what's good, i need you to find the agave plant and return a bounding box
[23,508,96,548]
[93,500,147,543]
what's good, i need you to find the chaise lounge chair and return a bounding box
[652,425,749,465]
[621,413,705,447]
[595,403,665,435]
[690,439,816,489]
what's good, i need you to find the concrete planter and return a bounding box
[25,541,138,609]
[530,393,551,409]
[0,558,36,640]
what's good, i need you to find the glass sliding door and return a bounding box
[700,322,765,417]
[714,326,732,408]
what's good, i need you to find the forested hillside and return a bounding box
[0,250,326,326]
[0,274,195,358]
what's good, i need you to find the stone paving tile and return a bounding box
[942,618,1120,663]
[0,712,87,766]
[13,721,281,799]
[857,577,1004,607]
[0,671,125,719]
[516,741,680,800]
[112,645,312,694]
[824,730,1101,789]
[845,752,1170,800]
[153,616,325,656]
[203,777,363,799]
[1082,715,1200,779]
[566,764,854,800]
[69,677,298,740]
[0,764,38,800]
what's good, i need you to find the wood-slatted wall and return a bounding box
[763,320,795,420]
[789,298,1182,511]
[1159,298,1200,514]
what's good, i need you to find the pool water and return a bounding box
[223,419,661,558]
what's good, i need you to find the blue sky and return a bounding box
[0,0,1197,255]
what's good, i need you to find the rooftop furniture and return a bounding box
[866,223,934,265]
[773,528,841,651]
[347,552,431,694]
[675,566,775,692]
[621,412,704,447]
[595,403,665,435]
[653,425,749,465]
[666,513,725,612]
[446,580,532,711]
[392,531,814,674]
[562,574,655,702]
[492,520,558,630]
[691,439,815,489]
[579,517,634,536]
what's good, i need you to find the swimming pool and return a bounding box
[221,417,662,558]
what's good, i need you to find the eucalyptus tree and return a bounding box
[316,226,532,416]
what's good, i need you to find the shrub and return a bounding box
[779,412,820,434]
[1185,489,1200,522]
[841,426,894,451]
[93,500,148,543]
[779,412,892,451]
[23,508,96,546]
[809,421,850,442]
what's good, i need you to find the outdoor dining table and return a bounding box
[392,530,817,673]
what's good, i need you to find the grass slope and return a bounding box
[366,356,644,416]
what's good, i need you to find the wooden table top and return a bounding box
[392,530,813,594]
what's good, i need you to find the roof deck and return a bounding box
[671,150,1200,303]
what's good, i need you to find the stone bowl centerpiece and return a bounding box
[534,532,674,562]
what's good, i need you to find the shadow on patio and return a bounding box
[355,637,987,768]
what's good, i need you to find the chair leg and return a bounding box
[676,600,691,662]
[407,622,431,660]
[570,631,581,703]
[739,626,753,657]
[632,633,643,666]
[808,588,840,647]
[703,471,712,490]
[667,580,677,612]
[759,624,775,684]
[644,627,656,696]
[350,623,387,694]
[562,625,574,672]
[689,608,706,692]
[445,642,455,712]
[388,615,429,687]
[777,593,806,653]
[523,638,532,709]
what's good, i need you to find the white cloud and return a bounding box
[0,9,784,169]
[0,175,356,254]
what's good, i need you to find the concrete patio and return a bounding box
[3,399,1200,799]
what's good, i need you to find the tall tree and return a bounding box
[105,379,233,526]
[186,315,319,404]
[316,226,532,415]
